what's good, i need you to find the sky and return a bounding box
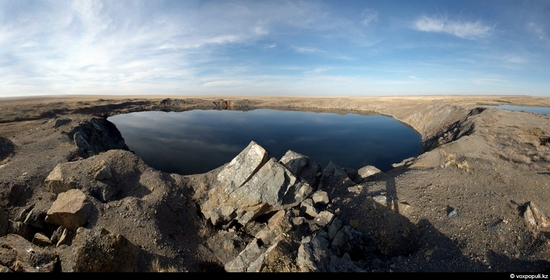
[1,0,550,98]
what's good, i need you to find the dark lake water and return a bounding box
[487,105,550,115]
[108,109,422,175]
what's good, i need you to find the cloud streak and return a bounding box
[413,15,493,40]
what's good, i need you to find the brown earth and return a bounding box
[1,94,550,272]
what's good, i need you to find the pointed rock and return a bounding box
[202,142,313,227]
[44,164,77,194]
[318,161,355,196]
[217,141,271,193]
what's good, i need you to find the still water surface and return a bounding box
[487,105,550,115]
[109,109,422,175]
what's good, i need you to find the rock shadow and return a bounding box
[0,136,15,164]
[335,165,550,272]
[149,173,220,272]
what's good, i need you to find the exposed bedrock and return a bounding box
[194,141,423,272]
[68,117,130,158]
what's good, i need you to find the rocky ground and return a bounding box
[1,94,550,272]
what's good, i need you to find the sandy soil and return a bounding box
[1,94,550,272]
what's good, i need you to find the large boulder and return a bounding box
[216,140,271,192]
[68,118,129,158]
[43,150,152,202]
[201,141,314,227]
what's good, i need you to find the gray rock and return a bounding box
[328,217,343,241]
[69,118,129,159]
[447,206,458,218]
[313,211,334,227]
[312,191,330,207]
[254,210,292,246]
[300,198,318,218]
[331,226,353,257]
[225,239,264,272]
[248,234,301,272]
[229,157,313,225]
[202,142,313,227]
[280,150,322,188]
[45,189,92,230]
[216,140,271,193]
[357,165,382,180]
[318,161,356,196]
[297,232,331,272]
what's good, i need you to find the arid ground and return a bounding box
[1,94,550,272]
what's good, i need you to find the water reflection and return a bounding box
[108,109,422,175]
[487,105,550,115]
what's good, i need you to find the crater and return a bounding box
[108,109,422,175]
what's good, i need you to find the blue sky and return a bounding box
[1,0,549,97]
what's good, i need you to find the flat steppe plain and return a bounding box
[1,94,550,272]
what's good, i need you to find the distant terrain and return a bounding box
[1,94,550,272]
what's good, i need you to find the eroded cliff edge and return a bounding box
[0,95,549,272]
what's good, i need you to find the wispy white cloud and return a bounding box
[0,0,372,96]
[470,77,507,85]
[528,22,547,40]
[361,9,378,26]
[291,46,353,60]
[413,15,494,40]
[528,22,550,47]
[503,55,528,64]
[303,67,331,75]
